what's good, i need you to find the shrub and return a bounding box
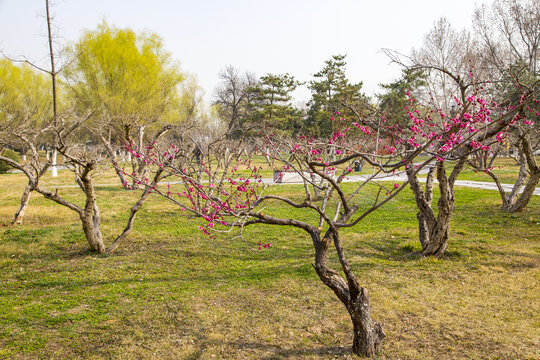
[0,149,21,174]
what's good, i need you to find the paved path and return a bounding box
[344,174,540,196]
[47,171,540,196]
[270,172,540,196]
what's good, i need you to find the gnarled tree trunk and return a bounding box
[510,168,540,212]
[311,229,384,356]
[408,158,465,257]
[478,136,540,213]
[76,166,107,253]
[79,204,106,253]
[502,137,540,212]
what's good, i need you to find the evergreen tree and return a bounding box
[377,68,427,127]
[307,54,368,136]
[248,73,302,134]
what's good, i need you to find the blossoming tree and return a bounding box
[123,109,456,356]
[381,14,540,256]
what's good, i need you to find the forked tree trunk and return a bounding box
[408,159,464,257]
[36,180,106,253]
[500,137,540,213]
[419,197,452,257]
[311,229,384,356]
[478,136,540,213]
[12,185,32,225]
[509,169,540,212]
[501,149,529,209]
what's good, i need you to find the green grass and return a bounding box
[415,156,539,185]
[0,168,539,359]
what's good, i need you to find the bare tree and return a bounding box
[0,0,64,224]
[0,118,52,225]
[0,56,52,225]
[213,66,257,137]
[0,110,177,253]
[475,0,540,77]
[409,18,482,111]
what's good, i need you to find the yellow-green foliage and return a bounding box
[64,21,186,129]
[0,59,51,130]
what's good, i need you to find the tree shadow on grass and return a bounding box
[175,321,351,360]
[226,341,349,359]
[358,238,425,264]
[94,186,125,192]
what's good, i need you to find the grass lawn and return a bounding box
[0,168,539,359]
[416,156,540,185]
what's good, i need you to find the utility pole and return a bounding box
[45,0,58,177]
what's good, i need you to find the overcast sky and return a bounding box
[0,0,491,105]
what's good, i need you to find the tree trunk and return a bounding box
[417,212,451,257]
[264,147,272,166]
[302,177,313,201]
[310,172,322,200]
[79,205,106,253]
[407,161,459,258]
[502,136,539,213]
[421,215,450,257]
[77,163,106,253]
[506,168,540,212]
[312,231,384,357]
[12,185,32,225]
[350,288,385,357]
[504,149,528,208]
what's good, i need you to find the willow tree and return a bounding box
[0,59,51,224]
[63,22,194,188]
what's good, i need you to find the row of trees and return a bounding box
[1,0,539,357]
[214,54,371,138]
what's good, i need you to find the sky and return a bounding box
[0,0,491,106]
